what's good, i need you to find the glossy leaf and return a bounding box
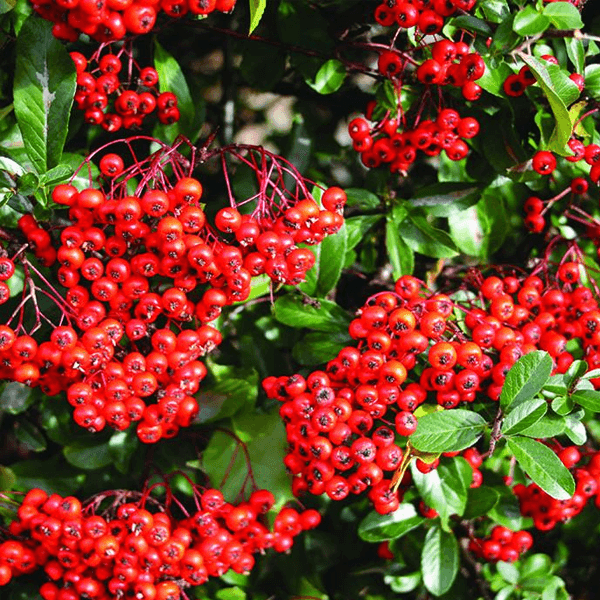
[520,54,580,153]
[463,486,500,519]
[410,409,487,453]
[398,215,459,259]
[507,436,575,500]
[13,16,75,174]
[345,214,383,251]
[313,222,347,297]
[273,294,350,332]
[513,6,549,35]
[421,525,459,597]
[308,59,347,94]
[519,414,566,439]
[63,440,113,471]
[154,41,196,140]
[344,188,381,210]
[542,2,584,30]
[571,388,600,412]
[502,397,547,436]
[292,331,352,365]
[0,382,34,414]
[500,351,553,412]
[386,214,414,277]
[248,0,267,33]
[358,503,425,542]
[411,458,472,526]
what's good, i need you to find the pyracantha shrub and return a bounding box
[0,136,345,442]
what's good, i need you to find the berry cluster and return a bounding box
[32,0,236,42]
[0,138,345,442]
[263,257,600,513]
[0,540,36,586]
[0,484,320,598]
[374,0,476,33]
[349,107,479,172]
[468,526,534,563]
[515,446,600,531]
[347,2,484,174]
[71,45,179,132]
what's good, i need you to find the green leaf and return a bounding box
[0,0,16,14]
[477,58,513,97]
[571,388,600,412]
[410,409,487,453]
[564,38,585,73]
[500,351,553,412]
[507,436,575,500]
[411,458,472,526]
[14,420,47,452]
[386,214,414,278]
[11,456,84,496]
[513,6,550,35]
[520,54,580,154]
[542,2,583,30]
[519,414,566,439]
[497,562,519,585]
[421,525,459,597]
[273,294,350,332]
[17,171,38,195]
[345,214,382,251]
[398,215,459,259]
[488,487,529,530]
[565,412,586,445]
[0,465,16,490]
[196,370,258,423]
[358,503,425,542]
[202,411,293,511]
[154,41,196,140]
[345,188,381,210]
[216,588,246,600]
[13,15,76,174]
[314,222,347,297]
[39,163,73,187]
[501,397,547,436]
[0,156,25,177]
[307,59,347,94]
[0,381,34,414]
[520,554,553,580]
[384,572,422,594]
[480,0,509,22]
[63,439,113,471]
[292,331,351,365]
[248,0,266,33]
[584,64,600,100]
[410,183,481,216]
[108,430,139,474]
[450,14,491,36]
[463,486,500,519]
[551,395,573,415]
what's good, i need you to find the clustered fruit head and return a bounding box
[263,258,600,514]
[32,0,237,41]
[70,46,179,132]
[0,140,345,442]
[348,1,483,174]
[0,485,321,597]
[468,526,534,563]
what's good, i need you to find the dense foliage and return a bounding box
[2,0,600,599]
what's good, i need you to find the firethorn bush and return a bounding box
[3,0,600,599]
